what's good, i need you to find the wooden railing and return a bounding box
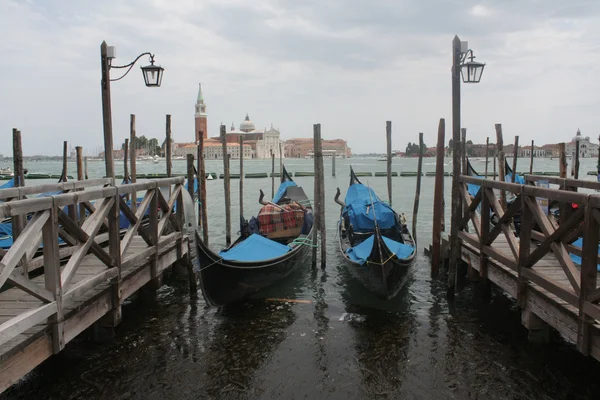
[0,177,186,353]
[458,175,600,355]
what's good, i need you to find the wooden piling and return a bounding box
[61,141,68,182]
[123,139,129,182]
[166,114,172,178]
[220,125,231,246]
[431,119,445,276]
[332,150,336,177]
[185,153,199,293]
[312,124,320,269]
[239,136,244,221]
[559,142,567,178]
[186,154,195,208]
[76,146,85,226]
[11,129,25,256]
[316,124,326,269]
[129,114,137,213]
[386,121,393,206]
[84,156,88,179]
[574,139,580,179]
[493,145,497,180]
[529,140,534,174]
[199,133,208,244]
[412,132,424,244]
[495,124,506,210]
[271,151,275,199]
[511,136,519,183]
[484,137,489,178]
[279,142,283,177]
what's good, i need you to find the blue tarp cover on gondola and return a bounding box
[219,233,291,262]
[344,184,395,232]
[272,181,297,204]
[569,237,600,272]
[505,172,525,184]
[0,179,15,189]
[346,234,414,265]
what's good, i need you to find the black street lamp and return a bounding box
[448,35,485,295]
[100,41,164,179]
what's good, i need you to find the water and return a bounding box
[3,157,600,399]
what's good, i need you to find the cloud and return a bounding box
[1,0,600,156]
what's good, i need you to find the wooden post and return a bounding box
[166,114,172,178]
[239,136,244,221]
[76,146,85,226]
[199,133,209,244]
[271,151,275,199]
[220,125,231,246]
[316,124,326,269]
[559,142,567,178]
[461,128,467,176]
[495,124,506,210]
[130,114,137,212]
[511,136,519,183]
[448,35,463,298]
[574,139,580,179]
[279,142,283,177]
[12,129,25,274]
[186,154,196,211]
[43,207,64,353]
[529,140,534,174]
[84,156,88,179]
[493,145,497,180]
[123,139,129,182]
[100,41,115,179]
[484,137,489,178]
[107,183,122,326]
[386,121,392,206]
[184,155,198,292]
[312,125,320,269]
[432,119,445,276]
[412,132,424,244]
[61,141,68,182]
[332,150,336,177]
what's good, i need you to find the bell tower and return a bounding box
[194,83,207,141]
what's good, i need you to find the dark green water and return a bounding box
[2,157,600,399]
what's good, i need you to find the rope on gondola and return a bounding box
[365,253,397,266]
[290,237,318,248]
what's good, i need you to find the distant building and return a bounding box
[284,138,351,158]
[173,141,253,159]
[519,145,545,158]
[218,116,283,159]
[566,129,598,158]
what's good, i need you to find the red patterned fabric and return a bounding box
[258,202,305,235]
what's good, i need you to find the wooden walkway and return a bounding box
[454,174,600,360]
[0,177,193,392]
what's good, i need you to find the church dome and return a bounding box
[573,129,582,142]
[240,114,255,132]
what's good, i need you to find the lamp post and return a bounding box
[449,35,485,296]
[100,41,164,179]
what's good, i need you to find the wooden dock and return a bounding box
[0,177,192,392]
[452,174,600,359]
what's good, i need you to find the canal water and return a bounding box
[2,156,600,399]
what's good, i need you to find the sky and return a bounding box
[1,0,600,156]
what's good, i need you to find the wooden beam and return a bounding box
[0,303,58,347]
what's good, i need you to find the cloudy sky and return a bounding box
[1,0,600,156]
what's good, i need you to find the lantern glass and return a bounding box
[141,63,164,87]
[461,61,485,83]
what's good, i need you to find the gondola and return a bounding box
[194,166,314,306]
[335,167,415,299]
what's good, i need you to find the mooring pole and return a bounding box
[166,114,172,178]
[461,128,467,176]
[76,146,85,225]
[12,129,25,250]
[123,139,129,182]
[199,133,209,244]
[574,139,580,180]
[84,157,89,180]
[316,124,326,269]
[431,119,445,276]
[279,142,283,177]
[312,124,320,269]
[100,41,115,180]
[529,140,534,175]
[61,141,68,182]
[332,150,336,177]
[220,125,231,246]
[495,124,506,210]
[448,35,462,298]
[511,136,519,183]
[493,145,497,180]
[559,142,568,225]
[130,114,137,212]
[185,153,199,293]
[239,136,244,222]
[412,132,424,244]
[271,151,275,199]
[386,121,392,206]
[484,137,489,178]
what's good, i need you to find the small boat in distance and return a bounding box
[335,167,415,299]
[194,166,314,306]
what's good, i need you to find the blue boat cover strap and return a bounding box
[346,234,414,265]
[272,181,297,204]
[219,233,291,262]
[344,184,395,232]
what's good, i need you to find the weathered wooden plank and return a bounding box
[0,334,53,393]
[0,303,57,347]
[120,191,153,256]
[62,292,112,344]
[62,268,118,305]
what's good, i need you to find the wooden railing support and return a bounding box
[43,204,64,353]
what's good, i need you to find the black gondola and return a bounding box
[194,166,314,306]
[334,167,415,299]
